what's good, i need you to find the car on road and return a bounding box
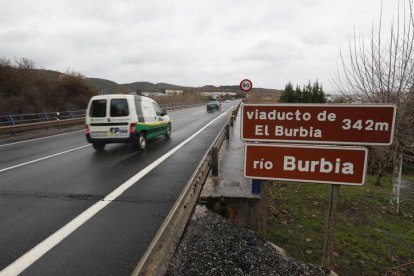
[225,100,230,103]
[206,100,221,113]
[85,94,171,150]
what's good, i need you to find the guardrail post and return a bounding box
[225,124,230,140]
[43,113,48,121]
[69,111,73,119]
[212,147,219,176]
[8,115,15,126]
[230,115,234,127]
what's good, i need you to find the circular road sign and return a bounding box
[240,79,253,92]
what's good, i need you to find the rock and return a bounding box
[167,205,328,276]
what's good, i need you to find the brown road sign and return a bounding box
[244,144,368,185]
[241,103,396,145]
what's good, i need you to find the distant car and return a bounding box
[206,101,221,112]
[225,100,230,103]
[85,94,171,151]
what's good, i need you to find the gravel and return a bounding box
[167,206,330,276]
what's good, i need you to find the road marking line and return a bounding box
[0,110,230,276]
[0,130,84,148]
[0,145,91,173]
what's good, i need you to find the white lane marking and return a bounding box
[0,145,90,173]
[0,130,84,148]
[0,110,230,276]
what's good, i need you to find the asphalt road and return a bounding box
[0,101,238,275]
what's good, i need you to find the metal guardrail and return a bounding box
[159,102,205,110]
[0,110,85,127]
[132,102,241,276]
[0,118,85,137]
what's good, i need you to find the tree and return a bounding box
[334,0,414,213]
[279,82,296,102]
[0,57,97,114]
[280,81,326,103]
[235,92,247,99]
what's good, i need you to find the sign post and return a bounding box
[323,184,341,268]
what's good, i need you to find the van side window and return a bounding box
[141,100,157,121]
[152,103,162,116]
[90,100,107,117]
[110,99,129,117]
[135,100,144,122]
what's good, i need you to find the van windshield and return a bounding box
[90,99,106,117]
[111,99,129,117]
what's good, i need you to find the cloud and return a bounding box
[0,0,403,90]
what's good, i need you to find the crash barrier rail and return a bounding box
[0,102,207,138]
[159,102,205,111]
[0,102,206,127]
[0,110,85,127]
[132,102,241,276]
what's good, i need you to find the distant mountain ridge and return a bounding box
[85,78,282,94]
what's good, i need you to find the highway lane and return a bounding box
[0,105,207,170]
[0,101,238,275]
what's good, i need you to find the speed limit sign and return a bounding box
[240,79,253,92]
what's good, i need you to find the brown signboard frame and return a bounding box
[240,103,396,146]
[244,143,368,186]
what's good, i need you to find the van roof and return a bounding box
[90,94,155,102]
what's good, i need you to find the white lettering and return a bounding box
[342,163,354,174]
[275,126,284,136]
[298,160,309,172]
[283,156,296,171]
[303,112,311,121]
[320,158,333,173]
[245,109,312,121]
[264,161,273,170]
[282,156,354,175]
[317,111,327,121]
[328,113,336,121]
[316,111,336,122]
[247,111,254,119]
[274,126,322,138]
[253,159,273,170]
[255,125,264,135]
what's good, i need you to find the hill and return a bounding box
[0,58,98,115]
[84,78,120,94]
[85,78,282,95]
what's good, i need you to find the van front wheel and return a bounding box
[137,133,147,150]
[92,142,106,151]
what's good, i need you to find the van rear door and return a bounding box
[89,98,130,139]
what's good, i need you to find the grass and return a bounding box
[266,175,414,275]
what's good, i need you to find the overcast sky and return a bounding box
[0,0,401,91]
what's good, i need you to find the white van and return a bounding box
[85,94,171,150]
